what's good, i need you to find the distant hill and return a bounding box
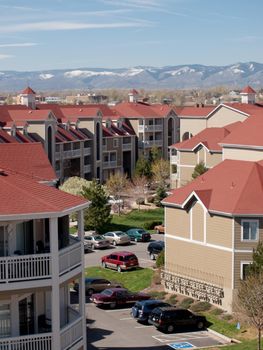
[1,62,263,91]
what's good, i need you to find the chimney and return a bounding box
[240,85,256,104]
[128,89,139,103]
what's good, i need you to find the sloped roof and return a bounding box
[0,143,56,181]
[21,86,36,95]
[241,85,256,94]
[163,159,263,215]
[175,106,215,118]
[113,102,173,118]
[171,122,241,152]
[8,109,52,122]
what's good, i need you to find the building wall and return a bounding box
[206,214,232,248]
[192,202,204,242]
[180,151,197,165]
[223,147,263,162]
[207,106,248,127]
[206,152,222,167]
[180,118,207,141]
[166,207,190,239]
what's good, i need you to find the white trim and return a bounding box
[220,143,263,150]
[177,164,195,168]
[206,103,250,119]
[240,261,253,280]
[182,191,208,213]
[190,206,193,240]
[241,219,259,242]
[204,209,207,244]
[235,249,254,253]
[166,233,232,252]
[231,219,234,290]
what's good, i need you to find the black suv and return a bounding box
[147,240,164,260]
[131,300,170,324]
[148,307,206,333]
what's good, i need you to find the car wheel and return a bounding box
[91,244,95,250]
[150,253,155,260]
[109,301,117,309]
[135,237,138,242]
[102,261,106,268]
[117,265,122,273]
[197,321,204,330]
[87,288,94,297]
[166,324,175,333]
[156,230,160,234]
[112,240,117,246]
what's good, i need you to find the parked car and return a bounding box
[101,251,139,272]
[90,288,150,309]
[131,300,171,324]
[73,277,122,296]
[126,228,151,242]
[84,235,110,250]
[154,224,165,234]
[103,231,131,246]
[147,240,165,260]
[148,307,206,333]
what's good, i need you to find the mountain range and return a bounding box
[1,62,263,92]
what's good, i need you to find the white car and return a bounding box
[103,231,131,246]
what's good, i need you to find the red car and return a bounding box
[90,288,150,308]
[101,251,139,272]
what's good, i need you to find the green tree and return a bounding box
[154,185,167,207]
[135,156,152,179]
[248,242,263,276]
[192,161,208,179]
[106,172,129,215]
[149,146,161,163]
[82,180,111,232]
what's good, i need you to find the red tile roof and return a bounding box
[175,106,215,118]
[0,130,18,143]
[0,143,56,181]
[163,159,263,215]
[0,169,88,217]
[0,105,29,124]
[113,102,173,118]
[8,110,52,122]
[21,86,36,95]
[171,122,241,152]
[221,115,263,147]
[241,85,256,94]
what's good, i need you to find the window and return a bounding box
[241,261,252,279]
[242,220,259,241]
[113,139,119,148]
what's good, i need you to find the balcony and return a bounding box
[138,140,163,148]
[55,152,61,161]
[0,333,52,350]
[170,155,178,164]
[122,143,132,151]
[84,164,91,173]
[59,241,82,276]
[138,124,163,133]
[83,147,91,156]
[60,313,83,350]
[63,149,81,159]
[103,161,117,168]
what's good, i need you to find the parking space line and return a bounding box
[120,317,133,320]
[135,325,155,329]
[152,334,212,344]
[105,308,131,313]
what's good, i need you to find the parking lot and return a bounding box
[86,302,229,350]
[84,233,164,269]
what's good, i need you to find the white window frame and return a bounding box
[240,261,252,280]
[241,219,259,241]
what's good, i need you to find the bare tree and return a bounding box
[131,175,149,209]
[151,158,170,187]
[237,273,263,350]
[106,172,129,215]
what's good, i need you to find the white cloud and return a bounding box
[0,20,150,33]
[0,54,13,59]
[0,42,37,48]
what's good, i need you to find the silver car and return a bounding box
[84,235,111,250]
[103,231,131,246]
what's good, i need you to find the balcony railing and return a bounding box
[139,140,162,148]
[84,164,91,173]
[103,161,117,168]
[138,124,163,132]
[63,149,81,158]
[55,152,61,160]
[122,143,132,150]
[0,254,51,283]
[0,333,52,350]
[83,147,91,156]
[59,241,82,276]
[170,155,178,164]
[60,316,83,350]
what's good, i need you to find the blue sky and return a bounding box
[0,0,262,71]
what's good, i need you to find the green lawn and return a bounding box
[85,266,154,292]
[102,208,164,234]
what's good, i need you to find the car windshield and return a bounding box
[101,289,113,296]
[116,232,125,237]
[137,229,146,234]
[124,255,137,261]
[94,235,104,240]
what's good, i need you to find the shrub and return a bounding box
[190,301,212,312]
[167,294,177,305]
[156,250,164,268]
[152,269,162,285]
[210,308,224,316]
[143,220,162,230]
[222,314,233,321]
[147,195,155,203]
[179,297,194,309]
[136,198,145,205]
[149,291,167,300]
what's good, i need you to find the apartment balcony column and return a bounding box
[10,294,19,337]
[50,217,60,349]
[77,209,86,347]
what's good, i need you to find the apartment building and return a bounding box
[163,158,263,312]
[0,143,89,349]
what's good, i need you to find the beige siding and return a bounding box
[165,207,190,239]
[207,106,247,127]
[180,151,197,165]
[197,147,205,163]
[129,119,139,136]
[223,147,263,162]
[206,214,232,248]
[165,237,232,288]
[233,252,253,288]
[234,217,263,250]
[27,123,46,139]
[192,202,204,242]
[178,166,194,187]
[180,118,207,140]
[206,152,222,167]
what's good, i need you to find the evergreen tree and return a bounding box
[248,241,263,276]
[154,185,167,207]
[82,180,111,232]
[134,156,152,179]
[192,161,208,179]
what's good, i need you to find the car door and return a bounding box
[174,310,196,328]
[84,236,93,249]
[127,230,134,240]
[115,290,129,305]
[104,232,113,244]
[107,254,118,269]
[95,279,111,292]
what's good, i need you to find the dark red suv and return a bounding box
[101,251,139,272]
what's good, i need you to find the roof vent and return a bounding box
[28,110,32,114]
[230,181,235,189]
[0,169,7,176]
[201,176,205,183]
[79,108,83,112]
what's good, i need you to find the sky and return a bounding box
[0,0,262,71]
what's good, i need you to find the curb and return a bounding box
[207,328,241,344]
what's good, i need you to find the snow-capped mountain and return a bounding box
[1,62,263,91]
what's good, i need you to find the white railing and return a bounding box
[67,307,80,323]
[84,164,91,173]
[83,147,91,156]
[103,161,117,168]
[138,124,163,132]
[55,152,61,160]
[139,140,162,148]
[122,143,132,150]
[59,242,82,276]
[60,316,83,350]
[0,254,51,283]
[0,317,10,338]
[170,155,178,164]
[0,333,52,350]
[63,149,81,158]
